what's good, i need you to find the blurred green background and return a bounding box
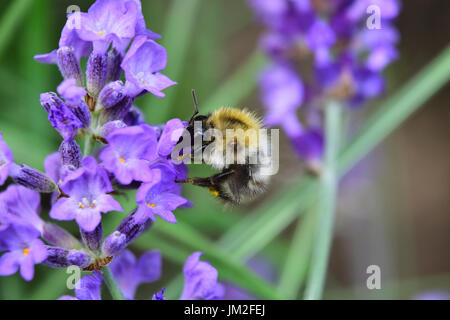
[0,0,449,300]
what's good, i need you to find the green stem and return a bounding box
[102,265,125,300]
[277,206,317,299]
[83,134,94,157]
[304,101,343,300]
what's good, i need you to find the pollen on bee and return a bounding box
[23,248,30,256]
[208,187,219,197]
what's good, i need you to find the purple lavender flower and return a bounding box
[153,252,224,301]
[109,249,161,300]
[75,0,139,53]
[59,271,103,300]
[43,246,92,269]
[99,124,159,185]
[0,132,14,186]
[121,36,176,98]
[34,16,92,64]
[50,156,123,232]
[0,185,44,232]
[40,92,83,140]
[180,252,224,300]
[56,46,84,85]
[57,79,91,128]
[0,223,48,281]
[135,169,188,224]
[156,119,186,157]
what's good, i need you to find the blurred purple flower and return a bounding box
[154,252,224,300]
[59,271,103,300]
[110,249,162,300]
[260,63,303,129]
[50,156,123,232]
[0,223,48,281]
[413,291,450,300]
[180,252,224,300]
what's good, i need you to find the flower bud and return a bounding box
[40,92,83,140]
[42,223,81,249]
[98,81,126,109]
[59,140,82,169]
[101,209,153,257]
[80,222,102,252]
[40,92,63,113]
[106,48,123,83]
[123,106,146,126]
[71,101,92,128]
[10,163,56,193]
[99,96,133,124]
[117,209,154,244]
[86,51,108,98]
[100,120,127,138]
[101,231,127,256]
[57,46,83,86]
[44,246,92,268]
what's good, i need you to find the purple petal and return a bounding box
[0,252,20,276]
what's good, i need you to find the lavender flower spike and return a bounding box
[50,156,123,232]
[0,223,48,281]
[121,36,176,98]
[0,132,13,186]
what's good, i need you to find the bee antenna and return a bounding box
[189,89,199,124]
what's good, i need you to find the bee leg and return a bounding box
[175,169,234,187]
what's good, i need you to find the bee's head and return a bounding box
[186,114,208,144]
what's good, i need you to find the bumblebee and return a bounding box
[175,90,272,204]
